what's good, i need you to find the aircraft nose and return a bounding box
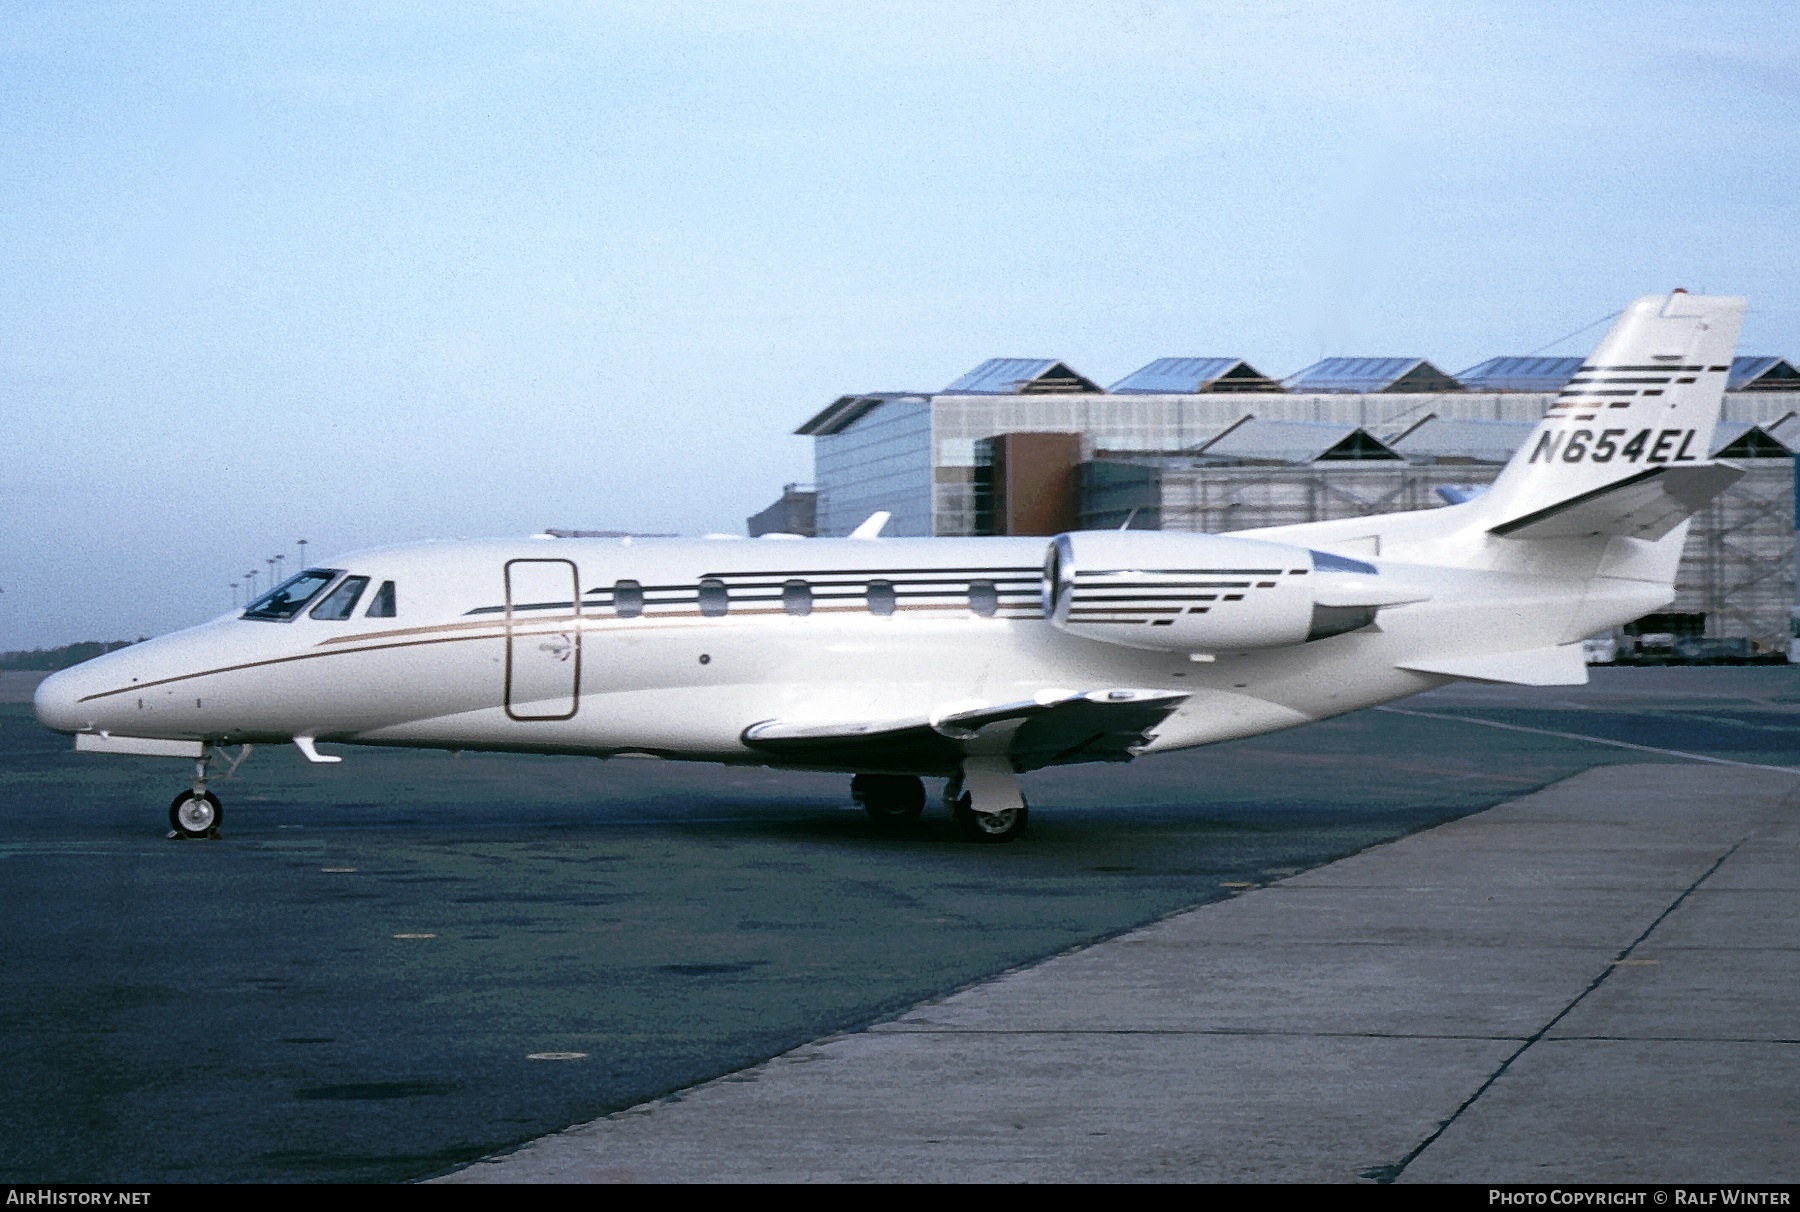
[33,667,90,734]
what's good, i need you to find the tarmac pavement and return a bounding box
[441,762,1800,1184]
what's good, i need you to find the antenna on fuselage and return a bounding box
[849,511,891,540]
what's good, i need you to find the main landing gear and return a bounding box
[168,754,222,839]
[945,760,1029,844]
[852,773,926,827]
[851,760,1029,843]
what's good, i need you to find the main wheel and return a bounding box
[852,773,926,827]
[949,790,1029,844]
[169,790,222,839]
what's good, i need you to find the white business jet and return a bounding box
[35,293,1745,842]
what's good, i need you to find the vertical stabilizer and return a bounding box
[1480,292,1745,532]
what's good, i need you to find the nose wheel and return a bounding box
[169,790,222,838]
[168,755,222,839]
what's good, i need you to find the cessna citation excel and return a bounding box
[36,293,1747,842]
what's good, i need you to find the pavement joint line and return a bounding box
[1365,834,1751,1185]
[1375,705,1800,774]
[1544,1035,1800,1045]
[1542,700,1800,718]
[875,1030,1800,1044]
[874,1028,1535,1040]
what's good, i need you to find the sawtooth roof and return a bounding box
[1729,357,1800,392]
[1194,418,1402,464]
[943,358,1103,394]
[1454,356,1585,393]
[1283,357,1463,394]
[1108,357,1283,394]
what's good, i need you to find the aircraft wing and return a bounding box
[1488,463,1743,541]
[741,688,1188,774]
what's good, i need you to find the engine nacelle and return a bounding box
[1043,531,1409,654]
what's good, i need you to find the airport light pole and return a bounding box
[297,538,308,571]
[230,581,239,608]
[245,570,258,600]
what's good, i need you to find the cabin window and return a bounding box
[782,580,812,616]
[866,579,897,616]
[698,578,729,618]
[969,580,999,617]
[243,569,339,621]
[613,579,644,618]
[365,581,397,618]
[310,576,370,620]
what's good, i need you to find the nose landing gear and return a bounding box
[168,755,222,839]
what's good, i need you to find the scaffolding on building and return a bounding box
[1081,440,1796,656]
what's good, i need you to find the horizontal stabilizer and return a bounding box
[1488,463,1743,542]
[742,688,1187,774]
[1398,644,1589,686]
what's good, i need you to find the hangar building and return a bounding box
[778,353,1800,656]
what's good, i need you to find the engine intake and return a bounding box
[1043,531,1406,654]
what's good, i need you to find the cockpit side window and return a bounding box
[311,576,371,620]
[243,569,340,621]
[365,581,397,618]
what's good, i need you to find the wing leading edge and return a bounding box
[741,688,1188,775]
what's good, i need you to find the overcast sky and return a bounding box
[3,1,1798,648]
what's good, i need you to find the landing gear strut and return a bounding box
[168,755,222,839]
[945,759,1029,844]
[852,773,926,828]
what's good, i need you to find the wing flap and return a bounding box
[741,688,1188,774]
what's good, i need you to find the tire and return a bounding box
[169,790,222,839]
[852,773,926,827]
[950,791,1029,844]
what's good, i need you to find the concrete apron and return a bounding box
[439,764,1800,1184]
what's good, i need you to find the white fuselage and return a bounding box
[31,524,1670,774]
[31,291,1742,807]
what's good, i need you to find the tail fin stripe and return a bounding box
[1479,292,1745,532]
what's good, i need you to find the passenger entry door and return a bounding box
[504,559,580,720]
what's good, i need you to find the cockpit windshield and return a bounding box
[243,569,341,621]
